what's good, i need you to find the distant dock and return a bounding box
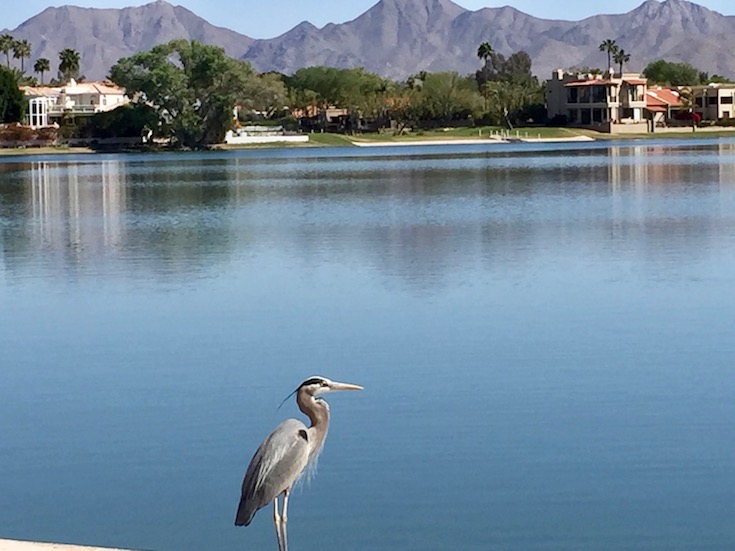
[350,135,595,147]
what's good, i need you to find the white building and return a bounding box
[691,83,735,121]
[21,79,129,128]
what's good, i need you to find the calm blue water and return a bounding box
[1,140,734,551]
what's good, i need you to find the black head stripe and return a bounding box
[300,377,327,387]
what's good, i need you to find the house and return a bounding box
[690,83,735,121]
[645,87,686,127]
[21,79,129,128]
[546,69,650,132]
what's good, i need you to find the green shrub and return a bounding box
[77,104,158,139]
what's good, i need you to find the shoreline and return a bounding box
[0,146,95,156]
[2,128,735,156]
[0,540,134,551]
[350,135,596,147]
[351,137,506,147]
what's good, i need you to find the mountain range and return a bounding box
[4,0,735,82]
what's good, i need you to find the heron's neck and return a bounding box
[297,393,330,456]
[297,393,330,429]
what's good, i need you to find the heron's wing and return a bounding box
[235,418,310,526]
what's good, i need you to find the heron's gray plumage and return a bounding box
[234,376,362,551]
[236,418,311,526]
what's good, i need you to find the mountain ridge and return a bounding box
[5,0,735,81]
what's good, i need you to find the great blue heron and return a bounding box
[235,376,363,551]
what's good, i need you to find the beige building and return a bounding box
[691,83,735,121]
[546,69,649,133]
[21,79,129,128]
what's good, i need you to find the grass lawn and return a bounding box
[0,146,94,156]
[5,126,735,156]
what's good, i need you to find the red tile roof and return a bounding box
[646,88,684,109]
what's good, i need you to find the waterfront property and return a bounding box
[20,79,129,128]
[645,86,686,127]
[691,83,735,121]
[546,69,685,133]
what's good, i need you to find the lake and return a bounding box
[1,140,734,551]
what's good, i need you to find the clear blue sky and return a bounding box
[6,0,735,38]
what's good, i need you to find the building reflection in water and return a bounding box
[28,160,126,265]
[2,144,735,290]
[607,141,735,192]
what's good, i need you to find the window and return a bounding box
[592,86,607,103]
[567,88,579,104]
[708,96,718,106]
[720,96,733,104]
[579,87,591,103]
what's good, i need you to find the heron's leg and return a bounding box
[273,496,284,551]
[282,488,290,551]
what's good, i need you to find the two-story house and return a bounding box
[21,79,129,128]
[690,83,735,121]
[546,69,649,133]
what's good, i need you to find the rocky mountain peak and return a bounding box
[5,0,735,82]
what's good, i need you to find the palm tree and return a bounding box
[598,39,618,71]
[13,39,31,73]
[34,57,50,85]
[58,48,80,82]
[476,42,494,112]
[477,41,494,68]
[0,34,14,67]
[613,48,631,75]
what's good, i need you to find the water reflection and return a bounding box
[1,141,735,290]
[30,160,126,255]
[607,142,735,193]
[2,141,735,551]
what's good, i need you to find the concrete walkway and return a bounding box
[0,540,134,551]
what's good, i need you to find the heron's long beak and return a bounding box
[329,381,363,391]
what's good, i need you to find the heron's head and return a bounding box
[298,376,363,397]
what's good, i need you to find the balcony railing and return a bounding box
[47,104,102,115]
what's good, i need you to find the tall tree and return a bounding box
[241,72,288,119]
[599,39,618,71]
[284,66,390,129]
[476,41,494,110]
[477,42,494,68]
[13,39,31,73]
[613,48,631,75]
[643,59,701,86]
[34,58,50,85]
[0,65,26,122]
[0,34,13,67]
[417,71,480,123]
[58,48,80,82]
[501,51,536,86]
[110,40,257,148]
